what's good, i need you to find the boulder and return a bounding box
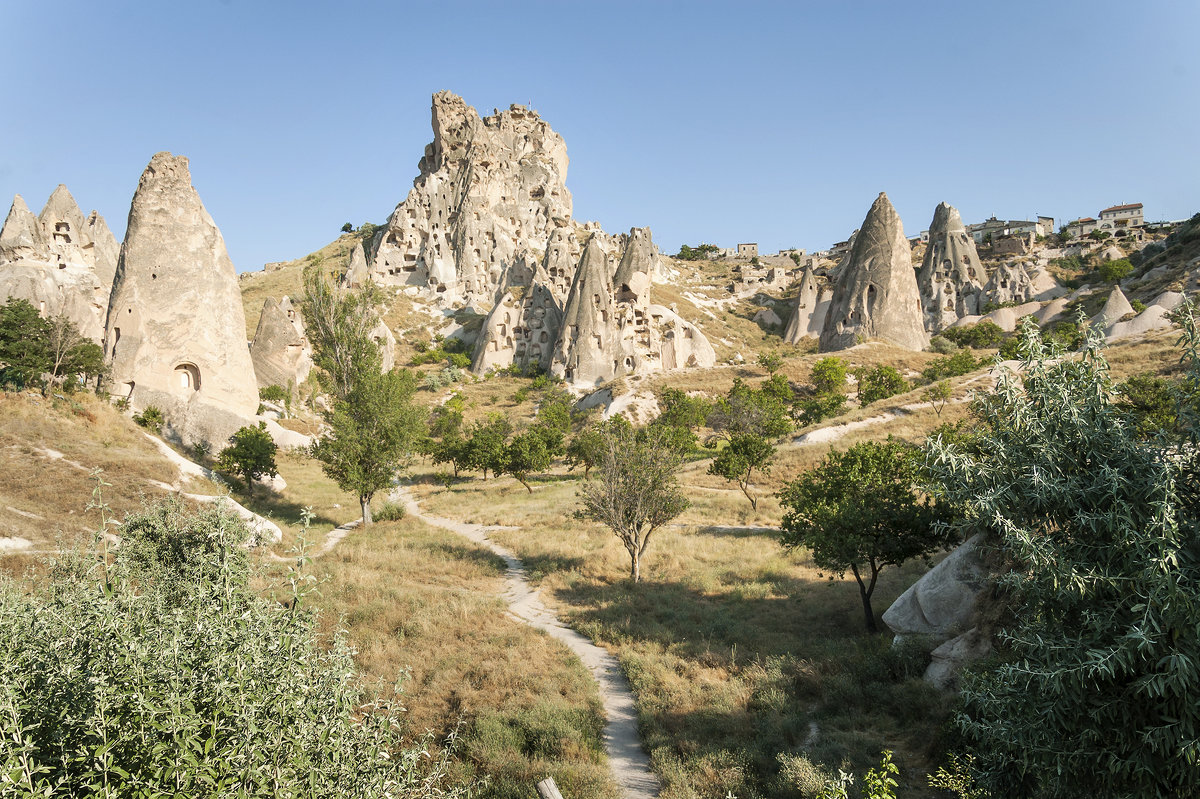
[925,627,992,691]
[820,193,928,352]
[916,202,985,332]
[104,152,260,449]
[882,533,989,643]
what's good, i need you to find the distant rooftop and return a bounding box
[1101,203,1143,213]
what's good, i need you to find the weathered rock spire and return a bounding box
[916,202,985,332]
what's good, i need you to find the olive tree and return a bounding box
[576,422,689,582]
[924,309,1200,797]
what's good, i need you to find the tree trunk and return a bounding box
[360,494,373,526]
[521,478,532,494]
[629,548,641,582]
[850,563,879,633]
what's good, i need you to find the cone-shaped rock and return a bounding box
[820,193,928,351]
[783,266,830,343]
[917,202,985,332]
[104,152,259,446]
[613,227,657,305]
[0,195,45,259]
[39,185,87,244]
[542,227,578,303]
[473,262,563,375]
[1094,285,1135,330]
[551,237,618,385]
[341,241,370,289]
[250,296,311,390]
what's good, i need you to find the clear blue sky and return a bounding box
[2,1,1197,271]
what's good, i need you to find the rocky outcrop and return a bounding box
[820,193,928,352]
[0,188,116,342]
[341,241,370,289]
[472,264,563,375]
[917,203,985,332]
[1093,285,1134,330]
[250,296,312,390]
[104,152,259,448]
[783,266,830,342]
[369,92,572,305]
[1107,291,1185,341]
[983,261,1037,307]
[550,238,618,386]
[883,533,989,644]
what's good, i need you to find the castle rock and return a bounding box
[917,202,986,332]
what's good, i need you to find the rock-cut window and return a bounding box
[174,363,201,392]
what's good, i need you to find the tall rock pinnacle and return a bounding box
[916,202,985,332]
[104,152,258,446]
[819,193,929,352]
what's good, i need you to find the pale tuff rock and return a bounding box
[551,238,618,386]
[542,227,581,303]
[983,261,1037,306]
[925,628,992,691]
[819,193,928,352]
[250,296,312,390]
[370,91,572,305]
[370,319,396,372]
[1092,285,1135,331]
[783,266,830,343]
[472,264,563,375]
[753,307,782,327]
[883,533,988,643]
[341,241,370,289]
[612,227,657,305]
[104,152,259,448]
[0,195,45,258]
[1106,291,1186,341]
[917,203,986,332]
[0,188,115,342]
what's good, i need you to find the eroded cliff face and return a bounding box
[369,91,572,305]
[917,202,986,332]
[0,187,117,342]
[104,152,259,447]
[820,192,929,352]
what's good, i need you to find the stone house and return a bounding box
[737,242,759,257]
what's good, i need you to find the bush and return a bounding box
[810,357,848,395]
[217,422,278,495]
[374,500,406,522]
[794,392,848,427]
[940,320,1006,350]
[921,350,979,383]
[259,384,288,403]
[1098,257,1133,282]
[856,366,909,406]
[927,335,959,354]
[0,495,467,797]
[132,405,164,432]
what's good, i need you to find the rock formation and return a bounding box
[0,187,117,342]
[472,264,563,375]
[104,152,259,447]
[819,193,928,352]
[341,241,370,289]
[1093,285,1135,331]
[369,92,572,305]
[550,238,618,385]
[782,266,830,343]
[983,261,1037,307]
[917,202,986,332]
[250,296,312,390]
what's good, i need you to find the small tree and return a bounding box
[0,298,51,390]
[757,350,784,375]
[504,430,550,493]
[708,433,775,509]
[857,365,909,405]
[218,422,279,497]
[810,356,848,395]
[463,414,512,480]
[922,380,952,417]
[46,313,104,391]
[576,423,689,582]
[341,222,354,233]
[1098,257,1133,282]
[566,422,609,478]
[778,439,952,632]
[311,368,422,525]
[299,265,383,400]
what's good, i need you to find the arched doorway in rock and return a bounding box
[174,362,201,392]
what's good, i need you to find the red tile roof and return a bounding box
[1101,203,1143,213]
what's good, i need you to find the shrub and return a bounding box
[374,500,406,522]
[928,335,959,354]
[1098,257,1133,282]
[259,384,288,403]
[0,495,467,798]
[217,422,279,495]
[856,366,909,405]
[810,357,848,395]
[921,350,979,383]
[941,320,1006,350]
[794,392,848,427]
[132,405,164,432]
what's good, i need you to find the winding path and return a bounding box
[397,489,661,799]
